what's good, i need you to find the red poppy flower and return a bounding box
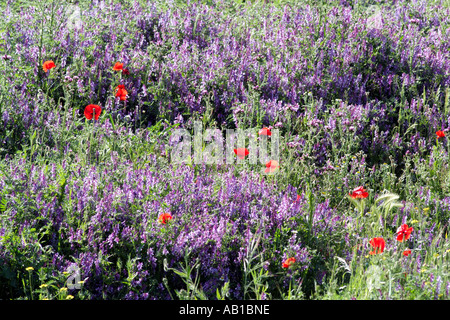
[436,130,446,138]
[403,249,412,257]
[282,257,296,268]
[265,160,279,173]
[369,237,385,255]
[158,212,172,224]
[115,84,128,101]
[259,127,271,136]
[349,186,369,199]
[84,104,102,120]
[396,224,414,242]
[234,148,249,160]
[122,68,130,75]
[113,62,124,71]
[43,60,56,72]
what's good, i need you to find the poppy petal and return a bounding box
[113,62,124,70]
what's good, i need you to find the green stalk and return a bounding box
[306,185,315,242]
[27,271,34,300]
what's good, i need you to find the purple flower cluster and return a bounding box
[0,0,449,167]
[1,0,450,300]
[0,155,352,299]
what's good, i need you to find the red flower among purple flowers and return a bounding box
[234,148,249,160]
[158,212,172,224]
[349,186,369,199]
[43,60,55,72]
[282,257,296,268]
[84,104,102,120]
[396,224,414,242]
[369,237,385,255]
[115,84,128,101]
[113,62,124,71]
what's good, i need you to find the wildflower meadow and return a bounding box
[1,0,450,304]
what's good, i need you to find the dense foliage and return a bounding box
[1,0,450,300]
